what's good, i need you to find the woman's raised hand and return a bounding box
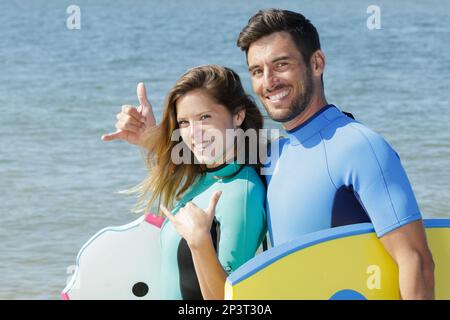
[160,191,222,249]
[101,83,157,147]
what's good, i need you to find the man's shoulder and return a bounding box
[324,117,392,153]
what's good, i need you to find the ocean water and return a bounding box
[0,0,449,299]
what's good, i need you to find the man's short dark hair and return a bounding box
[237,9,321,65]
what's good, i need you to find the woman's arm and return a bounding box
[160,191,226,299]
[161,183,265,300]
[189,233,228,300]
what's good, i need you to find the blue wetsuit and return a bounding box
[265,105,422,246]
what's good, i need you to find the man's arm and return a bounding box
[379,220,435,299]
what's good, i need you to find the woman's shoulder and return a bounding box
[222,165,265,197]
[215,165,265,221]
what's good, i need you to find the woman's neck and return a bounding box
[205,145,236,169]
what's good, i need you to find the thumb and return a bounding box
[206,191,222,217]
[137,82,156,125]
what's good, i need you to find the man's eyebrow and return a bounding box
[248,64,260,72]
[248,56,292,72]
[272,56,291,63]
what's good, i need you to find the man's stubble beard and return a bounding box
[262,67,314,123]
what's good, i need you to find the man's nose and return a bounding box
[263,69,279,92]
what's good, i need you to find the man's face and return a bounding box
[247,31,313,123]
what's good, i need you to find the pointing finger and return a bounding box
[160,204,175,222]
[206,191,222,217]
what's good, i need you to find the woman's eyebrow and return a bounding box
[177,110,213,120]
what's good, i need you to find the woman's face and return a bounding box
[175,89,244,167]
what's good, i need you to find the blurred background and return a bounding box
[0,0,448,299]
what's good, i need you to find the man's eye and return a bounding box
[252,69,262,77]
[276,62,287,68]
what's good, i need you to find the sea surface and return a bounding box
[0,0,449,299]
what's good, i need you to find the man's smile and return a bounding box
[265,87,291,104]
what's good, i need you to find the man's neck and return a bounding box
[283,96,328,131]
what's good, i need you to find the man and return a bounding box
[102,9,434,299]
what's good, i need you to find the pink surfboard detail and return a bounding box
[145,213,164,228]
[61,292,70,300]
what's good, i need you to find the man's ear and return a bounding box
[233,108,246,127]
[310,49,326,77]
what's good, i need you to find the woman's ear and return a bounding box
[233,109,246,128]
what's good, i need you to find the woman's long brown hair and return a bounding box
[124,65,264,214]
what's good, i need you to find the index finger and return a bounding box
[122,105,143,122]
[206,190,222,215]
[160,204,175,222]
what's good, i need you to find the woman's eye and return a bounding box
[200,114,211,121]
[177,120,188,126]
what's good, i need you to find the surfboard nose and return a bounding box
[62,215,162,299]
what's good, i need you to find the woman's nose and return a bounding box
[190,121,204,143]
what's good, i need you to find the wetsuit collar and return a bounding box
[204,161,241,181]
[287,104,342,145]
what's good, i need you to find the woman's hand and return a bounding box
[101,82,156,147]
[160,191,222,249]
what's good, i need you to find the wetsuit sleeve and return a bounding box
[329,123,422,237]
[214,173,266,274]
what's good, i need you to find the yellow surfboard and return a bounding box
[225,219,450,300]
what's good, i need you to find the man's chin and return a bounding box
[264,99,310,123]
[266,109,298,123]
[262,100,292,121]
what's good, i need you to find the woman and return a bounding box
[105,65,266,300]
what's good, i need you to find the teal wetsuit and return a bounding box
[160,162,266,299]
